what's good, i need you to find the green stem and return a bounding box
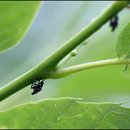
[49,58,130,79]
[57,50,77,68]
[57,40,89,67]
[0,1,129,102]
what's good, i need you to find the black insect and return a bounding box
[31,79,44,95]
[109,15,119,32]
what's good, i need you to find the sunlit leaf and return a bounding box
[116,23,130,58]
[0,97,130,129]
[0,1,41,53]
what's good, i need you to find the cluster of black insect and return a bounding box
[109,15,119,32]
[31,79,44,95]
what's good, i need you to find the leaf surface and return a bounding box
[116,23,130,58]
[0,1,41,52]
[0,97,130,129]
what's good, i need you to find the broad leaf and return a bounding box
[0,1,41,53]
[0,97,130,129]
[116,23,130,58]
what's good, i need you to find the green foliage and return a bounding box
[116,23,130,58]
[0,98,130,129]
[1,2,130,129]
[0,1,41,53]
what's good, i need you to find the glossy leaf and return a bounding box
[0,97,130,129]
[0,1,41,53]
[116,23,130,58]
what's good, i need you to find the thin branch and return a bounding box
[48,58,130,79]
[57,40,89,68]
[0,1,129,102]
[57,49,77,68]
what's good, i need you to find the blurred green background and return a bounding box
[1,1,130,110]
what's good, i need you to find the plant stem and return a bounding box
[49,58,130,79]
[57,49,77,68]
[0,1,129,102]
[57,40,89,68]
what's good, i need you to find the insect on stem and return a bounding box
[31,79,44,95]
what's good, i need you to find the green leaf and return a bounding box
[116,23,130,58]
[0,1,41,53]
[0,97,130,129]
